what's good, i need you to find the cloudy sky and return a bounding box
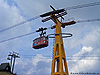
[0,0,100,75]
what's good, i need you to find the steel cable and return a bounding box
[65,2,100,10]
[76,18,100,23]
[0,2,100,34]
[0,16,40,33]
[0,31,36,43]
[0,17,100,43]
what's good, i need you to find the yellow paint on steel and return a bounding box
[50,14,69,75]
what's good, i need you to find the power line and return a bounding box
[67,59,100,60]
[1,54,100,61]
[0,15,40,33]
[21,58,100,60]
[20,55,100,60]
[20,54,100,58]
[65,2,100,10]
[20,54,100,57]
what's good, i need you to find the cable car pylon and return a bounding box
[40,5,76,75]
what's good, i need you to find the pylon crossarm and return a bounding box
[40,9,65,17]
[41,11,67,22]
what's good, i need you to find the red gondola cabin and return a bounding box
[33,36,48,49]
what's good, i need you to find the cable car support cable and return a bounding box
[64,1,100,10]
[0,15,40,33]
[0,17,99,44]
[0,31,36,43]
[0,1,99,34]
[0,26,51,43]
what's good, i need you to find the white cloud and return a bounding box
[0,0,100,75]
[73,46,93,56]
[32,54,51,66]
[14,0,48,17]
[68,46,100,74]
[82,25,100,49]
[15,54,51,75]
[64,21,100,54]
[70,59,96,73]
[0,0,31,63]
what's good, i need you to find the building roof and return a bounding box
[0,63,11,72]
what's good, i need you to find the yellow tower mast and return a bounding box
[40,5,76,75]
[51,16,69,75]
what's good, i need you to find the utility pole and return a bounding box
[7,51,20,74]
[40,5,76,75]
